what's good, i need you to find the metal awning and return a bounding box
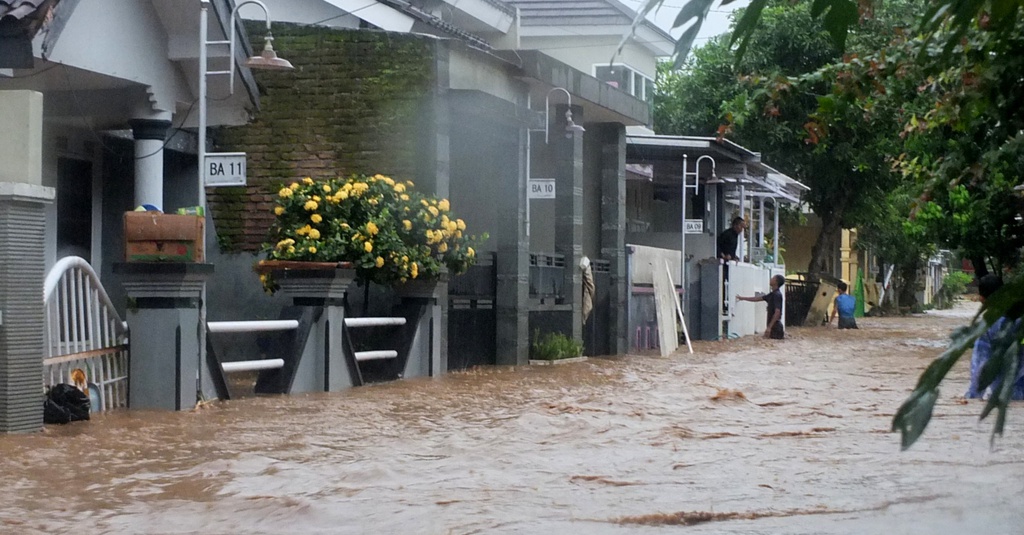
[626,134,809,204]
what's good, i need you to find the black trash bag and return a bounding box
[43,384,90,424]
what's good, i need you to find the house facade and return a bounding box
[0,0,263,430]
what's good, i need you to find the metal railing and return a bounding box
[43,256,129,411]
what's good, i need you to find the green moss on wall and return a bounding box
[211,25,438,252]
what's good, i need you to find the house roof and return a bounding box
[379,0,493,50]
[0,0,57,37]
[625,134,809,204]
[0,0,48,20]
[507,0,674,49]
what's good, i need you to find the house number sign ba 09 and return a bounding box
[528,179,556,199]
[684,219,703,234]
[204,152,247,187]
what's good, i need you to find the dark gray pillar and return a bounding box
[554,104,583,341]
[0,183,53,432]
[597,124,628,355]
[495,126,530,366]
[115,263,214,410]
[699,259,724,341]
[274,269,359,392]
[429,43,451,200]
[396,278,448,377]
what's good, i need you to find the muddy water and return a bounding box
[3,303,1024,534]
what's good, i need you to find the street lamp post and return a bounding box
[197,0,293,238]
[680,153,716,320]
[544,87,585,144]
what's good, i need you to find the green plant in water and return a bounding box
[936,271,972,310]
[531,330,583,361]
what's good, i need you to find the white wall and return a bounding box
[520,35,657,80]
[0,91,42,186]
[46,0,191,118]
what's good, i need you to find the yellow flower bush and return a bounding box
[264,174,487,286]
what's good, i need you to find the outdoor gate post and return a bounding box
[0,90,50,433]
[114,263,215,410]
[273,268,358,392]
[396,277,448,378]
[0,183,53,432]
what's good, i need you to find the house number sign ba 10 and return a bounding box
[529,178,556,199]
[204,152,247,187]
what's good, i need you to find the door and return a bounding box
[57,158,93,261]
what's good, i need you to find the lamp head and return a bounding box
[245,34,294,70]
[564,109,585,137]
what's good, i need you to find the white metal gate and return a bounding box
[43,257,129,411]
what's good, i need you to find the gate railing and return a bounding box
[43,256,129,411]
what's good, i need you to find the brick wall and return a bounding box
[211,25,438,252]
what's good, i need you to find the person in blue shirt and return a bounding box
[965,275,1024,400]
[829,281,858,329]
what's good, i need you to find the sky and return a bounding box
[618,0,751,50]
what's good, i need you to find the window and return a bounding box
[595,64,630,90]
[594,63,655,102]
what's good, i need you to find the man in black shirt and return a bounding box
[738,274,785,339]
[717,217,746,262]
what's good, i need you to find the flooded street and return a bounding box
[3,302,1024,534]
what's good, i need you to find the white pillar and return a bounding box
[758,196,765,249]
[741,181,749,260]
[773,198,780,265]
[130,118,172,210]
[0,91,43,185]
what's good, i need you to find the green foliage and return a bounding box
[893,274,1024,449]
[936,271,973,309]
[645,0,1019,65]
[650,0,1024,449]
[657,0,917,273]
[530,331,584,361]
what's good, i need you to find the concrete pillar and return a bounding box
[597,123,627,355]
[495,125,530,366]
[759,197,765,249]
[395,279,448,377]
[274,269,361,392]
[428,45,451,199]
[840,229,858,282]
[0,90,50,433]
[114,263,215,410]
[0,183,53,432]
[129,118,172,210]
[554,104,583,341]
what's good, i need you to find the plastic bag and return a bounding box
[42,384,91,424]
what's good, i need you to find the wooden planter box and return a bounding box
[123,212,204,262]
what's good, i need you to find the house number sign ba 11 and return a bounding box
[204,152,247,187]
[528,179,555,199]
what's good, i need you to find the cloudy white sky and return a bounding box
[619,0,750,49]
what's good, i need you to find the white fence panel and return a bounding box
[43,257,129,411]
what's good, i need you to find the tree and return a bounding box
[643,0,1024,449]
[656,1,909,274]
[855,186,935,311]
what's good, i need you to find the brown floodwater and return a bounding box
[3,302,1024,534]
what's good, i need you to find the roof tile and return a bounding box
[0,0,49,20]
